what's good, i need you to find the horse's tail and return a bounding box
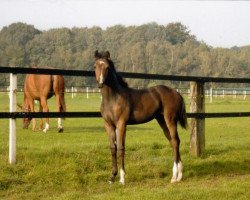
[53,75,66,113]
[177,94,187,129]
[59,77,66,113]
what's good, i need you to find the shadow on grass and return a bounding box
[62,126,153,134]
[186,159,250,178]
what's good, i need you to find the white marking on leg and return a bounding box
[171,162,178,183]
[177,161,183,181]
[115,129,118,145]
[58,118,62,129]
[32,118,36,131]
[43,123,49,133]
[119,168,125,185]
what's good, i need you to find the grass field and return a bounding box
[0,92,250,200]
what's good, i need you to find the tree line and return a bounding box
[0,22,249,88]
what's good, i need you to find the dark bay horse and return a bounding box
[94,50,187,184]
[20,70,66,133]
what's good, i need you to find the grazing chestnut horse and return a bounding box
[21,71,66,133]
[94,50,187,184]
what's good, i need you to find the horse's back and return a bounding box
[153,85,183,109]
[141,85,183,116]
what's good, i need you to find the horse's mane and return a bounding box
[107,59,128,88]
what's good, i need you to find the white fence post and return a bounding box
[86,87,89,99]
[210,87,213,103]
[74,88,77,97]
[243,91,247,100]
[233,90,237,99]
[71,87,74,99]
[9,73,17,164]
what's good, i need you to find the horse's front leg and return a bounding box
[116,121,126,185]
[104,122,117,183]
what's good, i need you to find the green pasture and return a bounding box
[0,92,250,200]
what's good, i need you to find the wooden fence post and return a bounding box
[190,81,205,157]
[9,73,17,164]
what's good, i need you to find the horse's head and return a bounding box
[18,103,32,129]
[94,50,111,88]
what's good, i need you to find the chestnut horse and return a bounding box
[21,72,66,133]
[94,50,187,184]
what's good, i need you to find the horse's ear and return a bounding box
[103,51,110,59]
[94,50,101,60]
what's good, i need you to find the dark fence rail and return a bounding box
[1,112,250,119]
[1,66,250,83]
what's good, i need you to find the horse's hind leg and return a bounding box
[156,115,171,141]
[29,101,37,131]
[105,122,118,184]
[167,119,183,183]
[157,115,183,183]
[56,95,63,132]
[41,97,49,133]
[39,101,43,130]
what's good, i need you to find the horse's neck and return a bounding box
[101,77,122,102]
[107,70,123,91]
[100,85,118,101]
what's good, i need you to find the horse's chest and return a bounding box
[101,102,129,122]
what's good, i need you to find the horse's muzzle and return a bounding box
[98,83,103,88]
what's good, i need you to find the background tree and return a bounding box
[0,22,249,88]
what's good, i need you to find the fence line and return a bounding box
[1,86,249,100]
[1,66,250,163]
[1,111,250,119]
[1,66,250,83]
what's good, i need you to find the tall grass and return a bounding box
[0,93,249,199]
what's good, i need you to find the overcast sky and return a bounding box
[1,0,250,48]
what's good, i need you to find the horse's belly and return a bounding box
[127,117,155,125]
[127,110,158,125]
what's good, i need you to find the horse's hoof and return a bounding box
[108,176,116,184]
[58,128,64,133]
[108,180,113,185]
[171,178,182,183]
[177,175,182,182]
[119,181,125,185]
[171,178,177,183]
